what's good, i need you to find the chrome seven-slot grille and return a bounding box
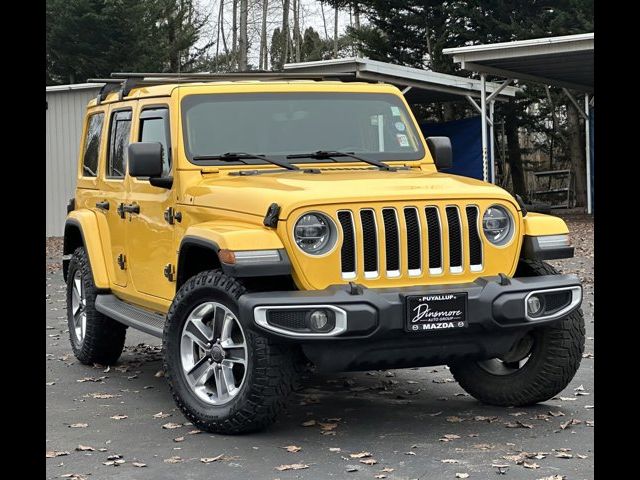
[336,205,484,280]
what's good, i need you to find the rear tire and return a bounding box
[449,260,585,406]
[163,270,299,434]
[66,247,126,365]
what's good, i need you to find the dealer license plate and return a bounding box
[405,293,468,333]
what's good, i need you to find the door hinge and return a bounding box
[117,203,126,219]
[163,263,175,282]
[164,207,182,225]
[117,254,126,270]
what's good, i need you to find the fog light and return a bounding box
[309,310,330,331]
[527,295,543,317]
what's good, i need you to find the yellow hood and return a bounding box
[184,168,520,219]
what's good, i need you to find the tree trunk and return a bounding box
[282,0,290,68]
[333,6,338,58]
[260,0,268,70]
[293,0,300,62]
[567,101,587,208]
[353,2,360,29]
[238,0,248,70]
[320,1,329,40]
[504,100,527,200]
[232,0,238,67]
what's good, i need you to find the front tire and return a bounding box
[449,260,585,406]
[163,270,298,434]
[66,247,126,365]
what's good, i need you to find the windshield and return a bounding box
[181,93,425,165]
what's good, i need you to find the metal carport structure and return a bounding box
[444,33,594,213]
[283,57,519,182]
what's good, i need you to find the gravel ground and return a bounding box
[45,215,594,480]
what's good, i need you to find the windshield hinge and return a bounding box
[263,203,281,228]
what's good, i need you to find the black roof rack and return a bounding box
[87,71,360,103]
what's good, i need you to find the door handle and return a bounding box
[122,203,140,214]
[95,200,110,211]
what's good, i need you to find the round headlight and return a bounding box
[294,213,336,255]
[483,205,514,245]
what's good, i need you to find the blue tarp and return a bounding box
[419,116,485,180]
[589,106,594,211]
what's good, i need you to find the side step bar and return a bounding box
[95,294,165,338]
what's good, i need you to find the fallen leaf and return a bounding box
[275,463,309,471]
[350,452,372,459]
[155,370,165,377]
[282,445,301,453]
[173,437,185,443]
[360,458,377,465]
[404,451,416,455]
[301,419,317,427]
[446,416,465,423]
[153,412,172,419]
[374,475,387,479]
[555,452,573,459]
[87,393,118,399]
[345,465,360,472]
[46,451,69,458]
[577,454,588,459]
[455,474,469,479]
[329,447,341,452]
[46,381,55,386]
[319,422,338,431]
[200,454,234,463]
[523,462,540,469]
[474,415,498,422]
[439,434,461,442]
[548,411,565,417]
[75,445,94,452]
[508,412,527,417]
[110,415,128,420]
[536,476,565,480]
[162,422,183,429]
[132,462,146,467]
[560,418,582,430]
[558,397,577,401]
[76,376,107,383]
[380,467,394,472]
[69,423,88,428]
[442,459,460,463]
[505,421,533,429]
[164,456,183,464]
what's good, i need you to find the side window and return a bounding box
[139,108,171,177]
[82,113,104,177]
[107,110,132,178]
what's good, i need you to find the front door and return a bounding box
[99,106,134,287]
[125,103,177,300]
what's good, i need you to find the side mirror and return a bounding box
[128,142,163,178]
[426,136,452,170]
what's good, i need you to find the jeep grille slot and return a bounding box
[445,206,463,273]
[336,203,491,281]
[382,208,400,277]
[360,209,379,278]
[337,211,356,279]
[425,207,443,274]
[466,206,483,271]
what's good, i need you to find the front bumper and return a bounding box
[238,274,582,372]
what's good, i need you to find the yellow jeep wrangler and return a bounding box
[63,73,584,434]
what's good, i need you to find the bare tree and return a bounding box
[320,1,329,40]
[238,0,248,70]
[293,0,301,62]
[282,0,290,67]
[333,5,338,58]
[259,0,269,69]
[232,0,238,67]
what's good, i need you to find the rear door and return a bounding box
[98,106,134,287]
[125,103,177,300]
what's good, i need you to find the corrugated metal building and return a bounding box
[46,83,102,236]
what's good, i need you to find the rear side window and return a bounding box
[139,108,171,177]
[107,110,132,178]
[82,113,104,177]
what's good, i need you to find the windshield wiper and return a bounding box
[286,150,396,171]
[193,152,299,171]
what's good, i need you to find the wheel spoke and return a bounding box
[212,306,226,341]
[222,357,245,367]
[213,364,229,400]
[221,363,237,394]
[220,314,235,342]
[184,318,212,350]
[187,356,213,386]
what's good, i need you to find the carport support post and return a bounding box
[584,93,592,214]
[489,101,495,183]
[480,74,488,182]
